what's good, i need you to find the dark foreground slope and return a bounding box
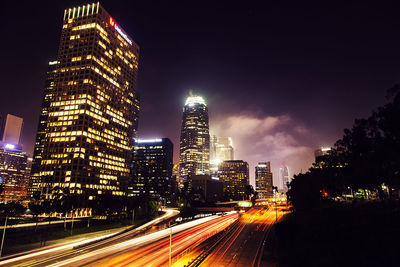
[273,201,400,267]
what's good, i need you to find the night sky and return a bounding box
[1,0,399,185]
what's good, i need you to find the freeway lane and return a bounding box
[46,212,238,267]
[173,206,287,267]
[0,209,179,267]
[203,207,286,267]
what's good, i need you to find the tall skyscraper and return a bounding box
[210,135,234,173]
[1,114,23,145]
[130,138,173,202]
[179,94,210,178]
[218,160,249,200]
[29,3,140,208]
[279,164,290,192]
[30,61,58,186]
[255,162,273,199]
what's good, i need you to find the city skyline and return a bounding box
[0,2,398,266]
[1,1,397,186]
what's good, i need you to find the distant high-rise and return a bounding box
[29,3,140,208]
[314,147,332,168]
[179,94,210,178]
[279,165,290,192]
[172,163,182,189]
[1,114,23,145]
[210,135,218,173]
[130,138,173,202]
[255,162,273,199]
[189,174,223,203]
[0,143,28,202]
[0,115,29,202]
[216,137,234,161]
[218,160,249,200]
[210,135,234,173]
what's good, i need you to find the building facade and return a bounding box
[218,160,249,200]
[255,162,273,199]
[130,138,173,203]
[179,95,210,178]
[29,3,140,207]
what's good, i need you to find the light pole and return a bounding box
[0,216,8,257]
[70,207,74,236]
[169,221,172,267]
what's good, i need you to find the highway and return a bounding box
[0,207,285,267]
[29,212,239,267]
[0,210,237,267]
[0,209,179,267]
[175,206,287,267]
[75,212,238,267]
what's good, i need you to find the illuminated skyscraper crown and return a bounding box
[185,96,206,106]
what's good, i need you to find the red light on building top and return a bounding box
[109,17,115,27]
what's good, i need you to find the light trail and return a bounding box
[0,209,178,266]
[94,214,237,267]
[47,212,238,266]
[190,206,288,267]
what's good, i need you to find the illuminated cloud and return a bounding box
[210,114,314,186]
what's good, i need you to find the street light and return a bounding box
[169,221,172,267]
[0,216,8,257]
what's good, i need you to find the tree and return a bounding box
[288,86,400,210]
[0,202,26,217]
[52,187,72,231]
[245,185,256,200]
